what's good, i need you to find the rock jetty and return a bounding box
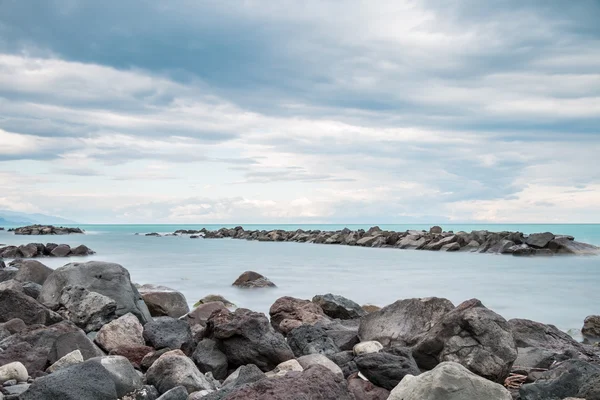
[8,225,84,235]
[170,226,599,256]
[0,243,94,259]
[1,260,599,399]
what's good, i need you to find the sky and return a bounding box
[0,0,599,224]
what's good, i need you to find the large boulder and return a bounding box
[388,361,512,400]
[231,271,276,288]
[51,244,72,257]
[56,285,117,332]
[358,297,455,347]
[146,350,215,395]
[312,293,367,320]
[0,289,62,326]
[412,299,517,383]
[548,238,600,255]
[39,261,152,324]
[269,296,329,334]
[287,324,340,357]
[88,355,144,398]
[12,260,53,285]
[46,349,84,373]
[47,329,104,364]
[143,317,194,354]
[525,232,555,248]
[95,312,145,353]
[191,339,228,380]
[138,284,190,318]
[205,308,293,371]
[355,347,420,390]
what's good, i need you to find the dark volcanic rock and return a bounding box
[583,315,600,343]
[143,317,194,354]
[221,364,266,389]
[48,329,104,364]
[50,244,72,257]
[355,347,420,390]
[12,225,84,235]
[191,339,228,380]
[138,284,190,318]
[525,232,555,248]
[156,386,188,400]
[57,285,117,332]
[269,296,329,335]
[347,372,390,400]
[312,293,367,319]
[109,345,154,370]
[0,288,62,325]
[88,355,143,398]
[287,324,340,357]
[231,271,276,288]
[11,260,53,285]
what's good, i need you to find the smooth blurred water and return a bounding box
[1,224,599,338]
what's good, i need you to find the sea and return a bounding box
[1,223,599,339]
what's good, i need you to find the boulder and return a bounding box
[287,324,340,357]
[47,329,104,364]
[582,315,600,343]
[146,350,215,395]
[525,232,555,248]
[269,296,329,334]
[57,285,118,332]
[12,260,53,285]
[193,294,236,309]
[51,244,72,257]
[141,348,171,371]
[95,312,145,353]
[205,308,293,371]
[0,289,62,326]
[430,226,443,234]
[514,346,567,369]
[354,341,383,355]
[183,302,228,330]
[297,354,344,380]
[412,299,517,383]
[423,235,457,251]
[265,359,303,378]
[21,282,42,299]
[327,329,360,351]
[39,261,152,324]
[143,317,194,354]
[122,385,160,400]
[88,355,143,398]
[46,349,83,373]
[231,271,276,288]
[109,345,154,370]
[347,372,390,400]
[312,293,367,320]
[355,347,420,390]
[138,284,190,318]
[191,339,228,380]
[388,361,512,400]
[0,362,27,384]
[222,364,266,388]
[358,297,455,347]
[329,350,358,378]
[156,386,188,400]
[548,238,600,255]
[69,244,95,256]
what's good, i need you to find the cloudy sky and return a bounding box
[0,0,599,223]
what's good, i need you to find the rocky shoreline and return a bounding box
[154,226,600,256]
[7,225,84,235]
[0,243,95,259]
[1,261,600,399]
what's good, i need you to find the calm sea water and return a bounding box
[1,224,599,339]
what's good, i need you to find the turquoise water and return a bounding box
[1,224,599,338]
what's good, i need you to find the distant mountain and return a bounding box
[0,210,77,226]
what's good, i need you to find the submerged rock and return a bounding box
[231,271,276,288]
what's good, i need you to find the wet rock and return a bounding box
[525,232,555,248]
[191,339,228,380]
[231,271,276,288]
[312,293,367,320]
[355,347,420,390]
[46,349,84,373]
[0,288,62,326]
[269,296,329,335]
[138,284,190,318]
[347,372,390,400]
[287,324,340,357]
[146,350,215,395]
[0,362,27,385]
[297,354,344,380]
[109,345,154,370]
[95,312,145,353]
[143,317,194,354]
[57,285,117,332]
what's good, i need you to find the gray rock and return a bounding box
[88,355,143,398]
[297,354,344,380]
[231,271,276,288]
[48,329,104,364]
[39,261,152,324]
[57,285,118,332]
[0,288,62,326]
[46,349,84,373]
[327,329,360,351]
[355,347,420,390]
[12,260,53,285]
[329,350,358,378]
[21,282,42,299]
[146,349,215,395]
[287,324,340,357]
[156,386,188,400]
[514,346,567,369]
[121,385,160,400]
[312,293,367,319]
[582,315,600,343]
[143,317,194,354]
[191,339,228,380]
[50,244,71,257]
[548,238,600,255]
[221,364,265,389]
[138,284,190,318]
[69,244,95,256]
[2,383,29,397]
[430,226,443,234]
[95,312,145,353]
[526,232,555,248]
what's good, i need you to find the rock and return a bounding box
[356,236,380,246]
[57,285,118,332]
[430,226,443,234]
[109,345,154,370]
[231,271,276,288]
[442,242,461,251]
[519,359,600,400]
[138,284,190,318]
[355,347,420,390]
[287,324,340,357]
[329,350,358,378]
[21,282,42,299]
[388,361,512,400]
[423,235,457,251]
[0,362,27,385]
[354,341,383,355]
[548,238,600,255]
[412,298,517,383]
[51,244,72,257]
[183,302,229,330]
[525,232,555,248]
[297,354,344,380]
[217,365,354,400]
[46,349,84,373]
[19,360,119,400]
[18,243,39,258]
[205,308,293,371]
[47,329,104,364]
[312,293,367,320]
[327,329,360,351]
[70,244,95,256]
[39,261,152,324]
[143,317,194,354]
[140,348,171,371]
[222,364,266,388]
[583,315,600,343]
[193,294,236,309]
[0,288,62,325]
[2,383,30,397]
[121,385,160,400]
[95,312,145,353]
[347,372,390,400]
[191,339,228,380]
[265,359,303,378]
[358,297,455,347]
[12,225,84,235]
[146,349,215,395]
[156,386,188,400]
[362,304,381,313]
[514,346,566,369]
[269,296,329,334]
[12,260,53,285]
[88,355,144,398]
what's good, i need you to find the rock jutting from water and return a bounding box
[2,260,600,399]
[0,243,95,259]
[8,225,84,235]
[168,226,600,256]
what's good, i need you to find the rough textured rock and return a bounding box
[194,294,236,309]
[156,386,188,400]
[347,372,390,400]
[12,260,53,285]
[519,360,600,400]
[138,284,190,318]
[265,359,303,378]
[215,365,354,400]
[21,282,42,299]
[46,349,84,373]
[329,350,358,378]
[359,297,455,347]
[582,315,600,343]
[327,329,360,351]
[89,356,143,398]
[47,329,104,364]
[514,346,567,369]
[95,312,145,353]
[388,361,512,400]
[146,350,215,395]
[121,385,160,400]
[191,339,228,380]
[205,308,293,371]
[287,324,340,357]
[269,296,329,334]
[0,362,27,384]
[312,293,367,320]
[525,232,555,248]
[231,271,276,288]
[57,285,118,332]
[51,244,72,257]
[109,345,154,370]
[297,354,344,380]
[143,317,194,354]
[354,341,384,355]
[183,302,228,331]
[412,299,517,383]
[39,261,152,324]
[11,225,84,235]
[222,364,266,388]
[0,288,62,325]
[356,347,420,390]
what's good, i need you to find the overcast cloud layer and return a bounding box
[0,0,599,223]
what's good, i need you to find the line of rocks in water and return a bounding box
[7,225,84,235]
[153,226,600,256]
[1,261,600,399]
[0,243,94,259]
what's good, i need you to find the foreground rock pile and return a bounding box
[1,261,600,399]
[0,243,94,259]
[8,225,84,235]
[172,226,600,256]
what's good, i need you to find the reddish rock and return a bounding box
[109,345,154,369]
[347,372,390,400]
[269,296,328,335]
